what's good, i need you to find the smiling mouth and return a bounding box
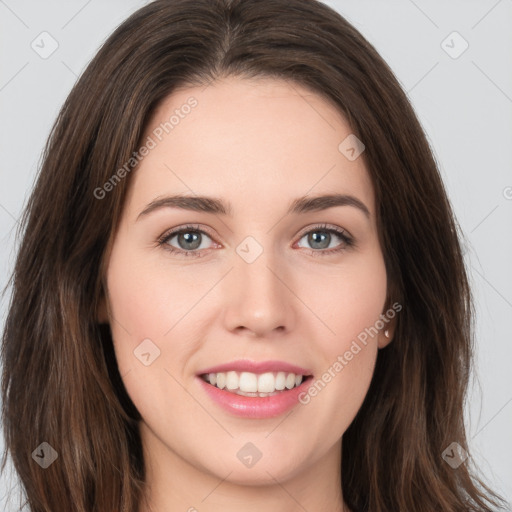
[200,370,313,397]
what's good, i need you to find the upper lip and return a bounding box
[197,360,313,376]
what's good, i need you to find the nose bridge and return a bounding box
[223,234,294,336]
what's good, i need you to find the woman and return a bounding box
[1,0,507,511]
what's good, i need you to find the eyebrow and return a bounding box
[136,193,370,220]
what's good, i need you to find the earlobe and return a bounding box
[378,319,396,349]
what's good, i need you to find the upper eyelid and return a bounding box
[160,224,215,242]
[296,223,351,238]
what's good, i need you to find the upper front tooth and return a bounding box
[257,372,275,393]
[226,371,239,390]
[239,372,258,392]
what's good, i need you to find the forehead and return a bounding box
[127,76,375,218]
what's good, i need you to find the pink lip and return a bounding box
[197,375,314,419]
[196,360,314,419]
[197,359,313,376]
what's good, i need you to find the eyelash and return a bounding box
[157,223,354,259]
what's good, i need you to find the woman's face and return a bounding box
[101,76,393,486]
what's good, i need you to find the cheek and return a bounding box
[107,260,191,335]
[314,249,388,354]
[104,247,210,439]
[297,249,386,433]
[104,241,210,377]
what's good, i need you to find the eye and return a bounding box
[295,224,354,255]
[157,223,354,259]
[157,225,216,258]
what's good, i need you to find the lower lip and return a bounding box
[197,376,313,419]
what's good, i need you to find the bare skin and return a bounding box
[99,76,395,512]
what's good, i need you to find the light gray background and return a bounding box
[0,0,511,510]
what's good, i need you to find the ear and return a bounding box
[377,316,396,349]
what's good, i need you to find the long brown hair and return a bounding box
[1,0,507,511]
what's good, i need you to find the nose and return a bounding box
[222,245,297,338]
